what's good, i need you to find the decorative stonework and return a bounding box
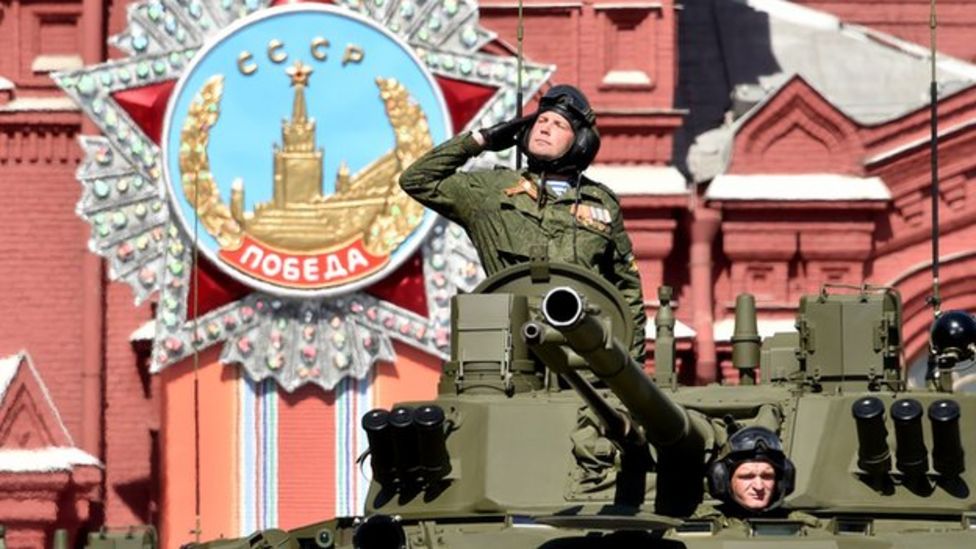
[730,76,863,175]
[0,353,76,451]
[940,172,968,211]
[0,118,82,165]
[594,4,663,92]
[0,352,102,549]
[53,0,553,391]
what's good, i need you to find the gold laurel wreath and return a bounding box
[177,75,433,256]
[363,78,432,256]
[179,75,244,249]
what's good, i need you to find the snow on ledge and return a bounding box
[601,70,652,86]
[0,96,80,112]
[745,0,839,31]
[130,320,155,342]
[584,165,688,196]
[31,55,84,73]
[643,317,797,342]
[645,319,696,341]
[0,353,21,401]
[713,318,797,342]
[706,174,891,201]
[0,447,101,473]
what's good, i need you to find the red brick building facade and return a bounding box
[1,0,975,546]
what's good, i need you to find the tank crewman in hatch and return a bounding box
[706,426,797,516]
[399,85,647,362]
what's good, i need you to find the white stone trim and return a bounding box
[706,174,891,201]
[645,319,696,340]
[0,447,101,472]
[0,96,80,112]
[713,318,797,342]
[585,164,688,196]
[602,70,652,86]
[31,55,84,73]
[130,320,155,342]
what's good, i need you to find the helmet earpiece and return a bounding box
[706,460,731,502]
[780,458,796,499]
[570,124,601,172]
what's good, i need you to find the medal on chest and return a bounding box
[571,203,612,233]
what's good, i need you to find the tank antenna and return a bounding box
[927,0,942,317]
[191,152,203,543]
[515,0,524,170]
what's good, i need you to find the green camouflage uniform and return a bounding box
[691,502,821,530]
[400,132,647,362]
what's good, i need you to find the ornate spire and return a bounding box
[286,60,313,123]
[281,61,316,152]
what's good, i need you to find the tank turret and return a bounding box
[524,284,719,514]
[182,263,976,549]
[529,285,693,448]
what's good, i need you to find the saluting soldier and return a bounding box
[399,85,647,362]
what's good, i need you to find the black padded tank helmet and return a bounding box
[930,310,976,363]
[706,426,796,512]
[522,84,601,175]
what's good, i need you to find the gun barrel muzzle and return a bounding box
[541,287,587,329]
[539,286,691,448]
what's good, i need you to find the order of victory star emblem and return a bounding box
[55,1,552,391]
[164,7,451,296]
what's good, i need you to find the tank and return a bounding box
[167,261,976,548]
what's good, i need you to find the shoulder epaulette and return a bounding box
[579,175,621,205]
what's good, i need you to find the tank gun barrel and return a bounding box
[523,321,646,447]
[533,286,691,448]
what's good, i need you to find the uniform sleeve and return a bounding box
[607,209,648,365]
[398,132,488,225]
